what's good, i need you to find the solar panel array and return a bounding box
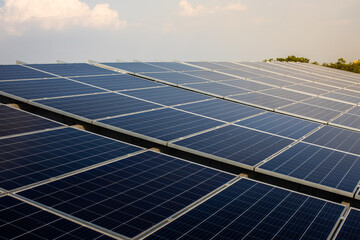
[1,61,360,239]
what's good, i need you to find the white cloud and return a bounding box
[179,0,247,16]
[0,0,126,35]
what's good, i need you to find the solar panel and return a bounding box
[285,84,328,95]
[221,79,273,91]
[0,127,141,191]
[335,208,360,239]
[0,196,111,239]
[142,72,209,85]
[331,113,360,130]
[0,78,104,100]
[18,150,235,238]
[71,74,162,91]
[228,92,294,110]
[36,93,162,120]
[98,108,223,144]
[270,74,309,84]
[303,98,353,112]
[345,85,360,93]
[302,82,339,91]
[101,62,169,73]
[336,89,360,98]
[170,125,293,169]
[185,61,230,70]
[147,62,201,71]
[175,99,264,122]
[248,76,293,87]
[322,92,360,105]
[303,125,360,155]
[235,112,320,139]
[122,86,211,106]
[184,70,236,81]
[181,82,249,97]
[28,63,116,77]
[219,69,262,79]
[258,142,360,196]
[0,65,54,81]
[261,88,312,101]
[146,178,344,240]
[278,102,341,122]
[348,106,360,116]
[0,105,61,137]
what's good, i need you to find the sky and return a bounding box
[0,0,359,64]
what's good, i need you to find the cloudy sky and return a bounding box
[0,0,359,64]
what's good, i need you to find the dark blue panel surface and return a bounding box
[229,92,294,109]
[304,125,360,155]
[348,106,360,116]
[144,72,209,85]
[0,65,53,81]
[123,86,211,106]
[19,151,235,238]
[0,128,140,190]
[147,62,201,71]
[260,142,360,193]
[146,178,344,240]
[236,112,320,139]
[100,108,223,142]
[332,113,360,130]
[220,69,262,78]
[174,125,293,166]
[221,79,273,91]
[183,82,248,96]
[262,88,312,101]
[0,196,110,240]
[336,209,360,240]
[72,74,162,91]
[176,99,264,122]
[0,105,61,137]
[323,92,360,104]
[28,63,115,77]
[185,62,229,70]
[303,98,352,112]
[102,62,169,73]
[37,93,161,120]
[279,103,341,122]
[185,70,235,81]
[0,78,104,100]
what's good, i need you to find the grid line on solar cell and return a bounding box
[171,125,294,169]
[331,113,360,131]
[0,105,62,138]
[98,108,224,143]
[258,142,360,195]
[18,151,235,238]
[235,112,321,139]
[146,178,345,240]
[0,195,111,240]
[0,127,141,191]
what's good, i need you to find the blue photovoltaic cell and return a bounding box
[183,82,249,96]
[259,142,360,193]
[302,82,339,91]
[279,103,341,122]
[185,62,229,70]
[19,151,235,238]
[146,178,344,240]
[100,108,223,142]
[28,63,115,77]
[0,127,140,190]
[0,105,61,137]
[122,86,211,106]
[36,93,161,120]
[219,69,263,79]
[0,196,111,240]
[285,84,328,95]
[0,65,54,81]
[0,78,104,100]
[101,62,169,73]
[236,112,320,139]
[303,98,352,112]
[262,88,312,101]
[185,70,236,81]
[336,208,360,240]
[322,92,360,105]
[173,125,293,167]
[221,79,273,91]
[303,125,360,155]
[332,113,360,130]
[71,74,162,91]
[143,72,210,85]
[249,76,292,87]
[348,106,360,116]
[146,62,201,71]
[175,99,264,122]
[229,92,294,109]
